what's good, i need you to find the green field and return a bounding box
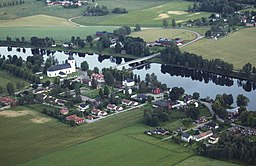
[0,26,118,42]
[74,0,210,26]
[130,28,197,42]
[0,104,144,165]
[0,70,29,94]
[182,27,256,69]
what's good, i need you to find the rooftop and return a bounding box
[47,63,71,72]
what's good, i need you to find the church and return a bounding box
[47,55,76,77]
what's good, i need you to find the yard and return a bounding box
[130,28,197,42]
[182,27,256,69]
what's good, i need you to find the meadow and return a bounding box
[130,28,197,42]
[0,70,29,94]
[182,27,256,69]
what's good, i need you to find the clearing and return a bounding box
[130,28,197,42]
[182,27,256,69]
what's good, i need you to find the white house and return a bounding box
[193,130,213,142]
[226,107,240,115]
[181,133,193,142]
[47,55,76,77]
[122,79,135,87]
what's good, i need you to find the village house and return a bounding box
[122,99,132,106]
[205,122,219,130]
[0,97,17,106]
[91,109,107,117]
[60,108,69,115]
[226,107,240,116]
[181,133,193,142]
[145,128,170,136]
[171,100,187,109]
[107,104,116,110]
[91,73,105,83]
[122,79,135,87]
[196,116,208,124]
[65,114,85,124]
[152,87,161,94]
[87,115,94,120]
[116,106,123,111]
[193,130,213,142]
[79,103,90,112]
[153,100,171,109]
[208,134,219,144]
[82,78,92,86]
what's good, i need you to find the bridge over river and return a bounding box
[114,52,161,69]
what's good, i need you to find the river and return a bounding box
[1,46,255,111]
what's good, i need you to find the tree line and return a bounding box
[0,0,24,8]
[84,5,109,16]
[196,132,256,165]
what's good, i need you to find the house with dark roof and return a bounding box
[181,133,192,142]
[153,100,171,109]
[47,55,76,77]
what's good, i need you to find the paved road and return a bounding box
[200,101,224,123]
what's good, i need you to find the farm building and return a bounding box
[193,130,213,142]
[181,133,193,142]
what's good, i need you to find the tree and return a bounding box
[81,61,89,71]
[0,86,3,94]
[134,24,141,31]
[151,116,160,126]
[91,78,98,89]
[172,19,176,27]
[192,92,200,100]
[86,35,93,43]
[104,71,114,85]
[237,94,249,107]
[54,77,60,85]
[187,107,200,120]
[93,67,99,74]
[99,88,104,99]
[163,19,168,28]
[6,82,14,95]
[103,86,109,96]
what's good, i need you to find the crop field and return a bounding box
[74,0,210,26]
[182,27,256,69]
[0,70,29,94]
[130,28,197,42]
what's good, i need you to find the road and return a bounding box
[200,101,224,123]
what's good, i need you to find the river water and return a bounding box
[1,47,255,111]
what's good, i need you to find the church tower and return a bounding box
[67,54,76,73]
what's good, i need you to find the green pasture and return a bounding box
[0,70,29,94]
[0,26,117,42]
[0,104,144,165]
[74,0,211,26]
[182,27,256,69]
[130,28,197,42]
[176,156,240,166]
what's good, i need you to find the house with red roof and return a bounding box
[115,106,123,111]
[0,97,17,106]
[152,87,161,94]
[107,104,116,110]
[91,73,105,83]
[65,114,85,124]
[122,99,132,106]
[91,109,108,116]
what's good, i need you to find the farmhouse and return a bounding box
[47,55,76,77]
[208,134,219,144]
[193,130,213,142]
[181,133,193,142]
[65,114,85,124]
[0,97,17,106]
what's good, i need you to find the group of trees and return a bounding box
[0,54,40,84]
[137,73,167,93]
[30,36,55,47]
[239,110,256,127]
[102,67,133,83]
[162,19,176,28]
[196,133,256,165]
[112,7,128,14]
[84,5,109,16]
[113,26,131,37]
[143,108,170,127]
[161,46,234,75]
[122,36,150,56]
[0,0,24,8]
[169,87,185,101]
[186,0,244,14]
[70,36,85,48]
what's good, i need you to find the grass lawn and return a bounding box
[0,26,118,42]
[176,156,240,166]
[130,28,197,42]
[199,105,212,117]
[182,27,256,69]
[73,0,211,26]
[0,104,145,165]
[0,70,29,94]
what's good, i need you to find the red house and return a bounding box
[0,97,17,106]
[65,114,85,124]
[152,88,161,94]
